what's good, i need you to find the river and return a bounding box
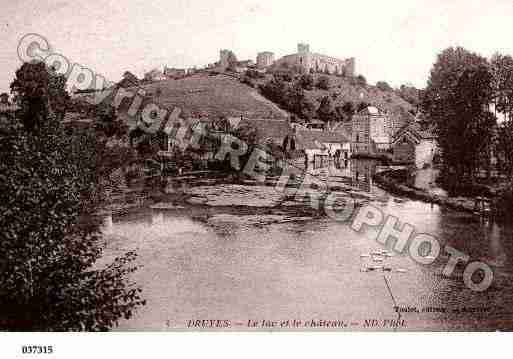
[101,159,513,331]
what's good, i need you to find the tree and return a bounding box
[259,77,316,120]
[0,117,145,330]
[287,84,316,120]
[396,84,421,108]
[2,62,144,330]
[355,75,367,86]
[316,76,330,90]
[317,95,335,123]
[376,81,392,92]
[10,62,70,130]
[245,69,265,79]
[299,74,314,90]
[341,101,355,120]
[491,53,513,121]
[259,76,288,106]
[422,47,496,191]
[94,103,126,138]
[357,101,371,112]
[496,119,513,178]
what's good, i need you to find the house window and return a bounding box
[290,138,296,150]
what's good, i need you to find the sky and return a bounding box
[1,0,513,93]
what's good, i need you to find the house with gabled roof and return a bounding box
[285,128,351,164]
[392,121,438,168]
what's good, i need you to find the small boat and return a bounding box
[367,266,383,271]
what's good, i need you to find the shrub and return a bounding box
[299,74,314,90]
[241,76,256,88]
[316,76,330,90]
[244,69,265,79]
[355,75,367,86]
[376,81,393,92]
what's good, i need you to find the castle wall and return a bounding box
[219,49,231,69]
[274,49,355,76]
[257,52,275,68]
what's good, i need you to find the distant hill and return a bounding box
[124,74,290,120]
[74,71,415,135]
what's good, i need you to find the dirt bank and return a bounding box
[373,169,484,214]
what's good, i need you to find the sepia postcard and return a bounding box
[1,1,513,352]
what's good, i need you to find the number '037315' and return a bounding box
[22,346,53,354]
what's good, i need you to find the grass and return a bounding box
[132,73,290,119]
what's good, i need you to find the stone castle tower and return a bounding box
[219,49,231,68]
[297,43,310,54]
[257,51,275,68]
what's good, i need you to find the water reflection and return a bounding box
[102,159,513,331]
[307,157,376,193]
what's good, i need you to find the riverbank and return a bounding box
[97,165,389,221]
[373,169,487,214]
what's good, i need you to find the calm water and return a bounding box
[101,160,513,331]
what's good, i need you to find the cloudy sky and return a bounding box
[1,0,513,92]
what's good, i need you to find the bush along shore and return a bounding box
[373,169,502,216]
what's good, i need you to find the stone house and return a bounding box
[256,52,275,69]
[391,122,438,168]
[351,106,392,155]
[164,67,187,79]
[285,129,351,164]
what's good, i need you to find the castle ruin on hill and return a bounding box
[218,43,356,77]
[271,43,355,77]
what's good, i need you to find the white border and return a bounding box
[0,333,507,359]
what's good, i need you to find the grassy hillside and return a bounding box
[133,74,289,119]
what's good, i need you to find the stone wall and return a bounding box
[393,140,415,163]
[257,52,275,69]
[272,44,356,76]
[352,112,391,154]
[415,139,437,169]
